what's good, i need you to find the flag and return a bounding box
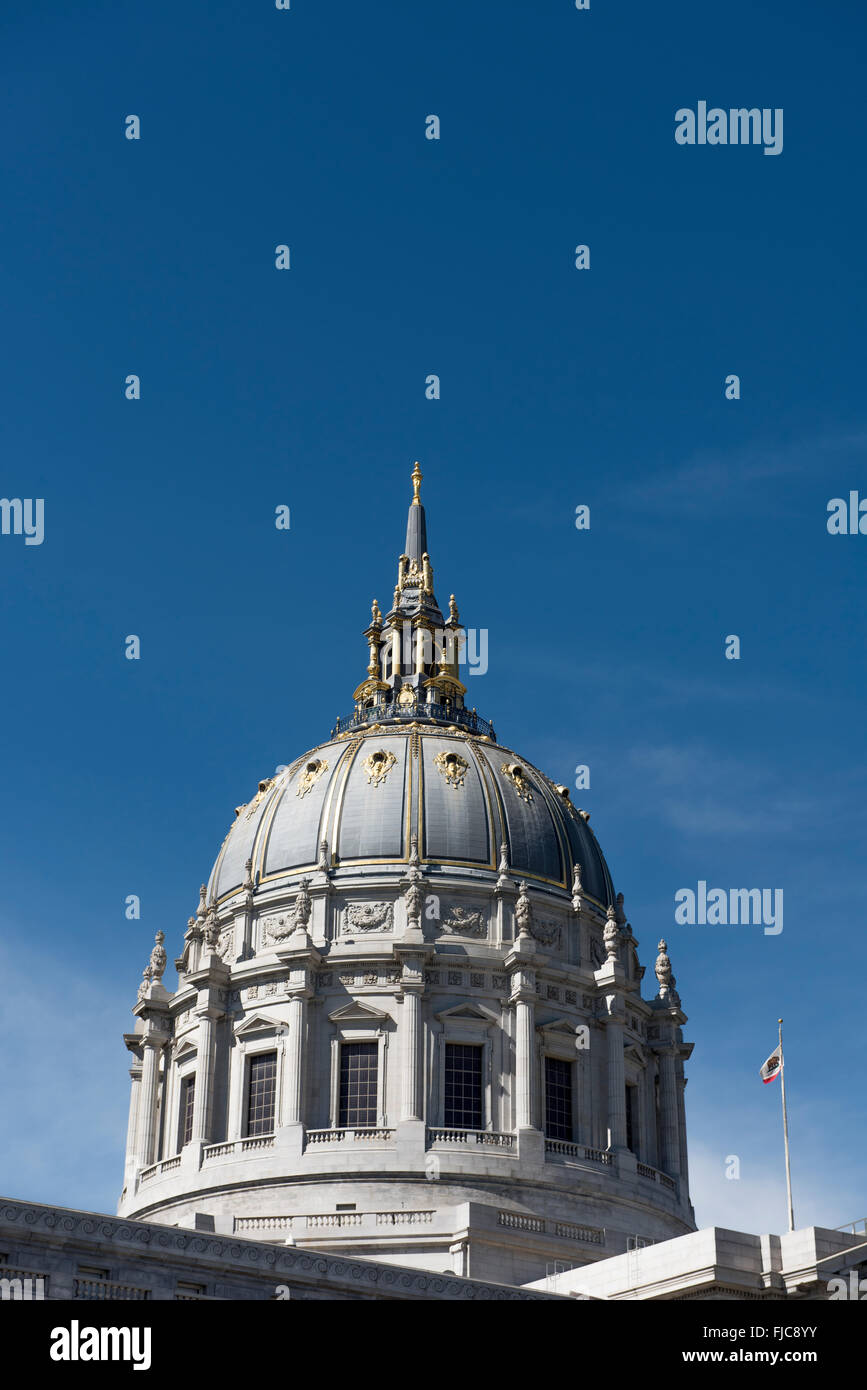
[760,1045,782,1084]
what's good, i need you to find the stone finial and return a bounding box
[148,931,167,983]
[655,939,679,1003]
[404,864,425,931]
[515,881,533,940]
[204,906,220,951]
[571,863,583,911]
[294,877,312,930]
[243,859,255,895]
[615,891,627,926]
[603,904,621,963]
[496,841,512,891]
[197,884,208,920]
[409,833,420,869]
[138,930,167,998]
[317,838,330,872]
[186,915,199,937]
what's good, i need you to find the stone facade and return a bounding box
[0,1198,560,1301]
[523,1223,867,1300]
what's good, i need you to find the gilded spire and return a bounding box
[411,461,423,505]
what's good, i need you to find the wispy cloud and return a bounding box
[626,742,817,836]
[689,1138,864,1237]
[627,429,867,517]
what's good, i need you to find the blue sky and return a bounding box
[1,0,865,1234]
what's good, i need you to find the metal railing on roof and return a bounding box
[331,701,496,741]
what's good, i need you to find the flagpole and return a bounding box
[778,1018,795,1232]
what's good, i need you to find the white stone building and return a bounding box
[118,465,696,1288]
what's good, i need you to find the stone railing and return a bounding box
[235,1215,295,1233]
[305,1127,395,1146]
[554,1220,605,1245]
[140,1154,183,1183]
[637,1162,677,1193]
[73,1277,150,1300]
[306,1212,363,1229]
[498,1211,545,1233]
[375,1210,434,1225]
[235,1210,437,1235]
[428,1128,515,1150]
[203,1136,275,1162]
[499,1210,606,1246]
[544,1139,613,1166]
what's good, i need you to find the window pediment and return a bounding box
[435,1001,498,1025]
[234,1011,287,1037]
[328,1000,392,1025]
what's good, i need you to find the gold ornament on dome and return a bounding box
[363,748,396,786]
[501,762,534,802]
[244,777,276,819]
[296,758,328,798]
[397,685,415,707]
[434,749,469,788]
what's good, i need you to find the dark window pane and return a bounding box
[545,1056,573,1141]
[444,1044,483,1129]
[246,1052,277,1136]
[181,1075,196,1147]
[625,1084,638,1153]
[339,1042,379,1128]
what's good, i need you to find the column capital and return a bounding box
[275,940,322,970]
[188,956,231,989]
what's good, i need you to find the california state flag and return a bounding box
[759,1046,782,1084]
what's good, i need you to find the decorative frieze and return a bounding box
[260,911,295,945]
[346,902,394,934]
[440,904,486,938]
[530,920,562,951]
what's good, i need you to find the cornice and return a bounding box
[0,1198,555,1301]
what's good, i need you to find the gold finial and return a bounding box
[449,594,459,623]
[371,598,382,626]
[411,461,423,505]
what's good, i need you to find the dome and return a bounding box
[208,728,614,909]
[121,462,694,1285]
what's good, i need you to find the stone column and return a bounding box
[606,1013,627,1150]
[676,1060,690,1196]
[657,1047,681,1178]
[513,976,536,1129]
[284,990,306,1126]
[191,1010,217,1144]
[123,1058,142,1187]
[401,986,423,1120]
[136,1038,162,1168]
